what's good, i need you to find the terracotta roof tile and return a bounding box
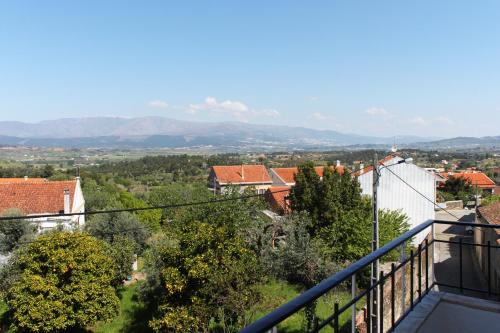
[352,155,399,177]
[439,171,496,189]
[0,178,47,184]
[0,180,77,215]
[266,186,291,214]
[212,165,272,184]
[272,165,345,184]
[478,202,500,225]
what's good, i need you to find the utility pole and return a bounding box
[371,153,380,333]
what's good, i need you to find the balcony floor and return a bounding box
[395,291,500,333]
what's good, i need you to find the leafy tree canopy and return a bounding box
[6,232,119,332]
[0,208,36,255]
[289,163,409,262]
[143,189,264,332]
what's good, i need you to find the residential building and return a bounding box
[0,177,85,232]
[208,165,272,194]
[270,162,346,186]
[265,186,292,215]
[474,202,500,294]
[354,154,436,245]
[439,171,496,194]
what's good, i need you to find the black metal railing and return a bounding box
[240,219,500,333]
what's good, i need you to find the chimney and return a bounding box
[336,160,340,167]
[360,163,364,171]
[24,176,28,181]
[64,189,70,214]
[241,165,244,180]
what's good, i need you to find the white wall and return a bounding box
[72,177,85,228]
[357,156,436,246]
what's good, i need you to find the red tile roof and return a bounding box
[0,180,77,215]
[272,165,346,184]
[266,186,291,214]
[212,165,272,184]
[478,202,500,225]
[352,155,399,177]
[0,178,47,184]
[439,171,496,189]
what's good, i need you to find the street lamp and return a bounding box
[370,154,413,333]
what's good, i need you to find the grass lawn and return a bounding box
[249,280,357,332]
[93,282,152,333]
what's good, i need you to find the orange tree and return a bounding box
[6,232,119,332]
[142,188,264,332]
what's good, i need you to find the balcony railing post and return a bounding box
[418,244,422,300]
[380,271,384,333]
[425,239,429,293]
[367,289,371,333]
[351,274,356,333]
[334,302,339,333]
[488,240,491,297]
[431,222,436,286]
[459,238,463,293]
[410,250,414,309]
[399,241,407,314]
[391,263,395,329]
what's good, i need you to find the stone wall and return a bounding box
[444,200,463,210]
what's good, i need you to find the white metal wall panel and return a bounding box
[357,157,435,246]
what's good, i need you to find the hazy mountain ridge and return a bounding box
[0,117,495,150]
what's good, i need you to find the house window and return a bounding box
[258,189,266,195]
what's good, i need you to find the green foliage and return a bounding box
[94,283,153,333]
[259,213,340,289]
[119,191,161,231]
[0,208,36,254]
[442,176,473,202]
[482,195,500,206]
[86,211,149,249]
[437,190,455,202]
[147,182,211,222]
[289,163,409,263]
[143,191,263,332]
[86,211,150,285]
[82,178,121,211]
[6,232,120,332]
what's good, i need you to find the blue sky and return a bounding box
[0,1,499,138]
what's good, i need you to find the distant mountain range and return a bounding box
[0,117,497,150]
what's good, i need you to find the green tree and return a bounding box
[482,195,500,206]
[0,209,36,254]
[6,232,119,332]
[259,212,338,289]
[289,162,322,226]
[143,191,263,332]
[119,191,161,231]
[442,176,472,202]
[289,164,409,263]
[85,211,150,285]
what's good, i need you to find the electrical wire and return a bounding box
[0,188,290,221]
[381,164,462,221]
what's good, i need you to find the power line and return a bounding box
[0,163,355,222]
[15,225,154,246]
[0,188,290,221]
[382,164,462,221]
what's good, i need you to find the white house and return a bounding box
[355,155,436,245]
[0,177,85,232]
